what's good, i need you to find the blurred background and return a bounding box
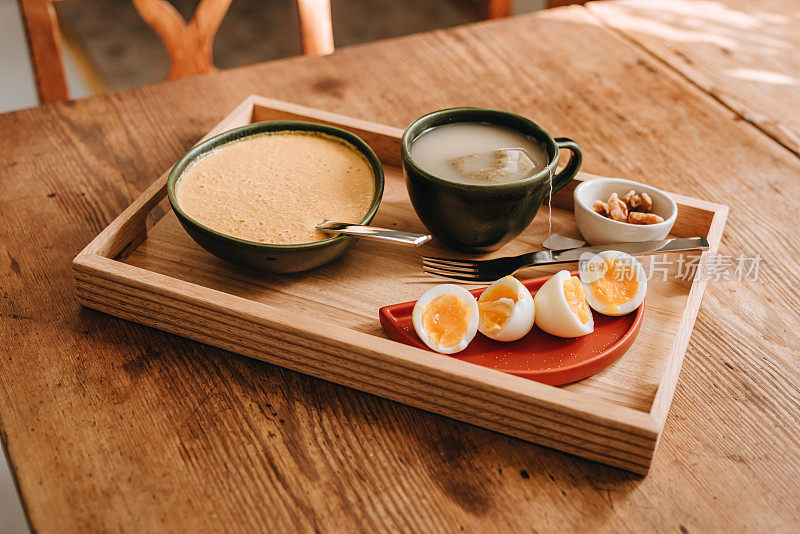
[1,0,547,113]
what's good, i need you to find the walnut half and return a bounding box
[622,190,641,210]
[639,192,653,212]
[607,192,629,222]
[628,211,664,225]
[592,200,609,217]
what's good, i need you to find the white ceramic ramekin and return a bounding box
[573,178,677,245]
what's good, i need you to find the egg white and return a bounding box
[579,251,647,316]
[412,284,479,354]
[477,276,535,342]
[533,270,594,338]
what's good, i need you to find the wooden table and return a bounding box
[1,2,798,531]
[588,0,800,156]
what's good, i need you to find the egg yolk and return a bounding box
[478,284,519,333]
[563,276,592,323]
[591,259,639,309]
[422,294,472,348]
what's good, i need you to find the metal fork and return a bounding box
[422,237,709,281]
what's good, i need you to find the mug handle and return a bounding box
[552,138,582,192]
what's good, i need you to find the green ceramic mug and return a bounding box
[402,108,582,252]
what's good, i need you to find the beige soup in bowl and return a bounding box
[175,130,376,245]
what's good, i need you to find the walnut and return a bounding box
[622,190,642,211]
[639,192,653,212]
[628,211,664,225]
[607,192,628,222]
[592,200,608,216]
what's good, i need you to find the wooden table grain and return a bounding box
[1,4,798,532]
[588,0,800,156]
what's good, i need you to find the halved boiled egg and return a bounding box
[579,251,646,316]
[412,284,479,354]
[533,270,594,338]
[477,275,535,341]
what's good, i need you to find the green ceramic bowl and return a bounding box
[402,107,582,252]
[167,121,385,273]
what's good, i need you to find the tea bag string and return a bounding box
[546,165,553,237]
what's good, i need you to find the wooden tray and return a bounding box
[72,95,728,474]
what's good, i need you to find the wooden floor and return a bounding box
[1,1,799,532]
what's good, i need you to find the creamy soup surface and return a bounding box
[176,131,375,245]
[409,122,548,185]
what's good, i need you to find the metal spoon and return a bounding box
[316,220,431,246]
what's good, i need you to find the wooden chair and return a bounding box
[17,0,334,104]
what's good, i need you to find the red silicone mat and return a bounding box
[379,273,644,386]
